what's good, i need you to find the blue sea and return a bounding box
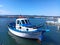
[0,18,60,45]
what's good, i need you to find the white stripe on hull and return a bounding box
[8,28,41,39]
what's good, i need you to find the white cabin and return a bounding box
[16,18,37,31]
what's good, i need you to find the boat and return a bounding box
[8,17,49,41]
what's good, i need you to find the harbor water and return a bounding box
[0,18,60,45]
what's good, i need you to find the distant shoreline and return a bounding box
[0,15,60,18]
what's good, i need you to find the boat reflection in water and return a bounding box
[8,31,41,45]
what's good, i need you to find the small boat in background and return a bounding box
[8,17,49,41]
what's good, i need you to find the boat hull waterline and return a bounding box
[8,27,43,40]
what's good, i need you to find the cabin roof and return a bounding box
[16,18,28,20]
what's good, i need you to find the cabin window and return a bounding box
[25,20,30,24]
[28,20,30,24]
[21,20,25,24]
[17,20,19,24]
[20,22,21,24]
[25,20,28,24]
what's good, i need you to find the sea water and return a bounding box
[0,18,60,45]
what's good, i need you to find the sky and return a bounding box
[0,0,60,16]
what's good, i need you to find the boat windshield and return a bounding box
[25,20,30,24]
[21,20,30,24]
[21,20,25,24]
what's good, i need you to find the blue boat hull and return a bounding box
[8,22,50,41]
[8,27,44,41]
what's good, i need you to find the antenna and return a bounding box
[19,8,23,17]
[20,8,22,16]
